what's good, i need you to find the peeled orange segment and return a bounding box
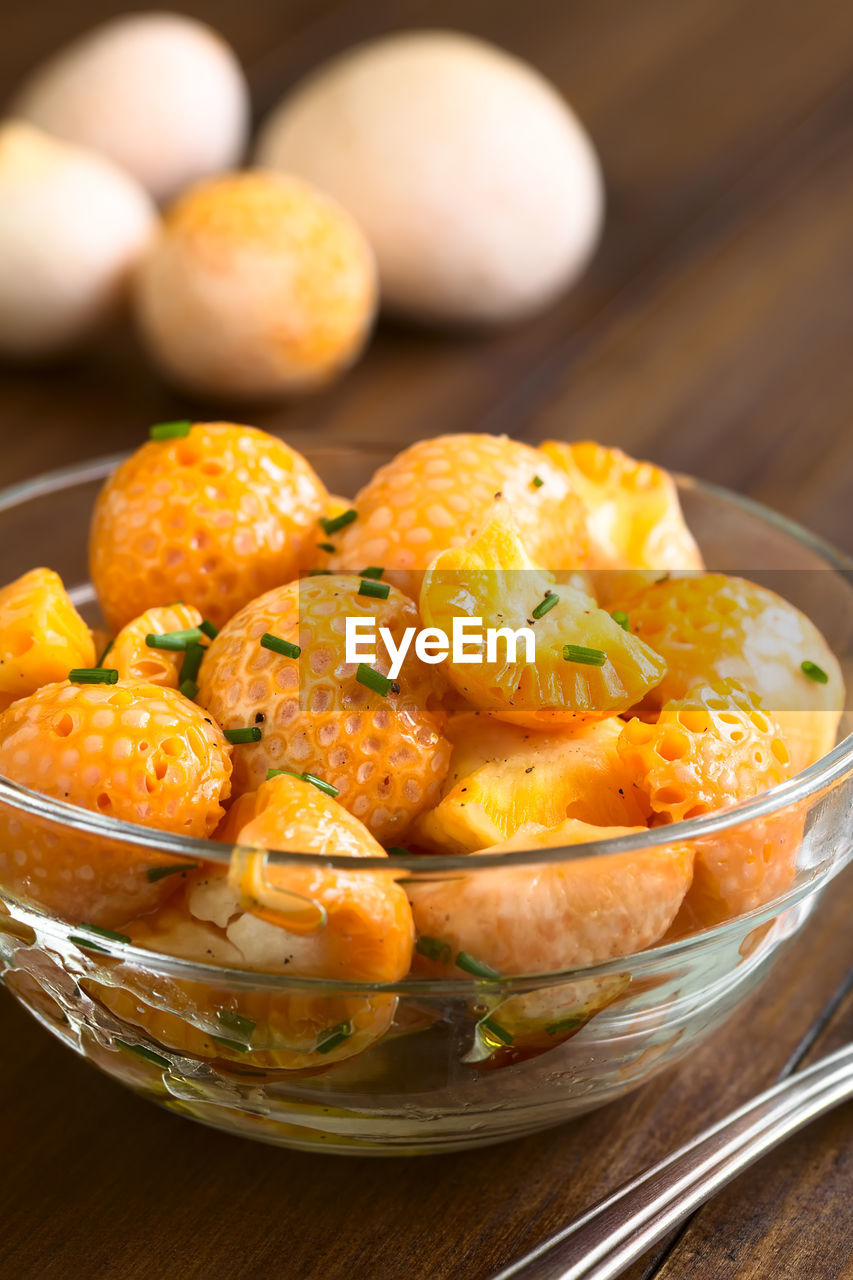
[612,573,844,774]
[540,440,703,577]
[327,433,590,596]
[0,568,95,711]
[0,680,232,926]
[197,574,451,841]
[89,423,329,631]
[409,819,693,979]
[412,713,650,854]
[109,603,204,689]
[419,515,666,727]
[618,679,801,926]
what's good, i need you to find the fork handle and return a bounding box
[489,1043,853,1280]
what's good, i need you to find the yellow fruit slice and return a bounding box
[0,568,95,711]
[419,515,666,727]
[109,603,204,689]
[411,712,650,854]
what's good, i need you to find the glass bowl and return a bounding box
[0,446,850,1156]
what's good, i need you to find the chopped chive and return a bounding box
[415,936,452,964]
[479,1016,514,1046]
[211,1036,250,1055]
[260,632,301,659]
[146,862,198,884]
[531,475,545,489]
[145,628,204,651]
[320,508,357,536]
[179,642,206,684]
[224,727,262,745]
[149,420,192,441]
[455,951,500,979]
[316,1021,353,1054]
[360,566,385,580]
[96,639,113,666]
[199,619,219,641]
[266,767,303,782]
[68,937,109,954]
[358,578,390,600]
[116,1039,171,1068]
[307,568,333,576]
[531,592,559,620]
[545,1015,584,1037]
[69,667,118,685]
[301,772,339,798]
[611,610,630,631]
[179,679,199,700]
[801,660,829,684]
[316,542,337,555]
[386,846,412,857]
[71,923,131,950]
[562,644,607,666]
[217,1009,256,1043]
[356,663,395,696]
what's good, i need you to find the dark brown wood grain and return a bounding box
[0,1,851,1278]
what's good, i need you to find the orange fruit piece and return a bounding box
[89,423,329,632]
[612,573,844,774]
[409,819,693,978]
[0,680,232,925]
[327,433,590,596]
[412,712,650,854]
[109,603,203,689]
[419,514,666,727]
[197,574,451,841]
[618,679,800,926]
[0,568,94,711]
[94,773,412,1069]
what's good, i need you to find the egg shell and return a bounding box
[11,12,250,203]
[0,122,156,357]
[256,30,604,325]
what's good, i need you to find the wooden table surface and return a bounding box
[1,2,852,1278]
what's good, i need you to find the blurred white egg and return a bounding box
[256,30,604,326]
[0,122,156,357]
[11,12,249,203]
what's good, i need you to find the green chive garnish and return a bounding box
[479,1016,514,1046]
[316,1021,353,1054]
[69,667,118,685]
[562,644,607,666]
[320,508,357,536]
[801,660,829,684]
[146,863,198,884]
[116,1039,171,1068]
[302,772,339,798]
[531,475,545,489]
[415,936,451,964]
[360,566,385,580]
[260,632,301,659]
[307,568,333,576]
[145,628,204,651]
[386,846,412,857]
[217,1009,256,1043]
[179,642,206,684]
[266,768,302,782]
[356,663,396,696]
[455,951,500,979]
[71,923,131,949]
[211,1036,251,1055]
[358,579,390,600]
[199,619,219,641]
[68,937,109,954]
[224,727,262,745]
[179,679,199,700]
[316,542,336,554]
[531,592,559,620]
[545,1015,584,1037]
[149,420,192,441]
[96,639,113,666]
[611,610,630,632]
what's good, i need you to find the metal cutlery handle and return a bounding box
[490,1042,853,1280]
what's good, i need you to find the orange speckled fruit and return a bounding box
[89,423,328,632]
[0,680,232,925]
[109,603,203,689]
[613,573,844,774]
[409,819,693,978]
[328,433,590,596]
[419,514,666,727]
[618,679,800,925]
[412,712,650,854]
[197,575,451,840]
[0,568,94,711]
[93,774,412,1069]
